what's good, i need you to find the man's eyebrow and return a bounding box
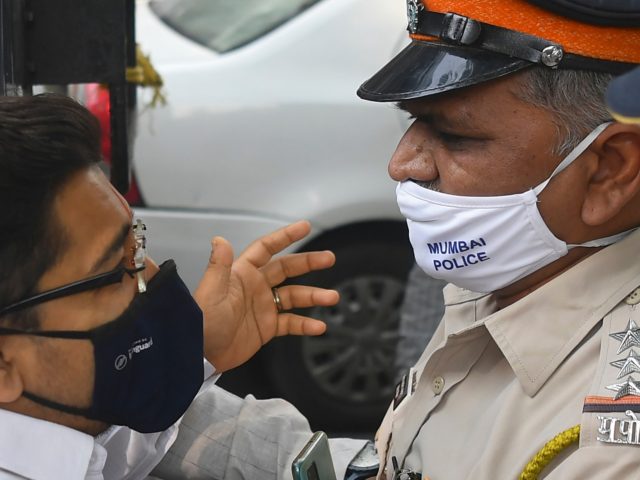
[395,101,475,130]
[89,223,131,274]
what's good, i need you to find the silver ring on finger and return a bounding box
[272,287,284,313]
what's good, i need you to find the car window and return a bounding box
[150,0,322,53]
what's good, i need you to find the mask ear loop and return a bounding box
[132,219,148,293]
[530,122,638,249]
[568,229,636,248]
[533,122,612,195]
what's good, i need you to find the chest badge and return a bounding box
[393,368,418,410]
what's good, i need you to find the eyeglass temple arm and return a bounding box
[0,266,141,317]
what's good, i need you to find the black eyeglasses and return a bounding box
[0,219,148,317]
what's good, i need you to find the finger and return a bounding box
[274,313,327,336]
[194,236,234,303]
[240,220,311,268]
[261,250,336,286]
[275,285,340,310]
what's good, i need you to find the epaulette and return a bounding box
[580,285,640,447]
[521,287,640,478]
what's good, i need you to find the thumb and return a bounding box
[195,236,234,301]
[207,236,234,270]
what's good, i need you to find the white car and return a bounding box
[127,0,411,429]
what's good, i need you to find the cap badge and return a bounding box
[406,0,424,34]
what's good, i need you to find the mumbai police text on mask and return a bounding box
[427,237,490,271]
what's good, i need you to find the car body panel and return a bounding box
[134,0,408,218]
[133,0,410,291]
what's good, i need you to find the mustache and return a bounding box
[411,179,441,192]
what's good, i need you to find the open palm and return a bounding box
[194,221,339,372]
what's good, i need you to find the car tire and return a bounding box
[264,222,414,432]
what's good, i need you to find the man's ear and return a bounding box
[0,338,24,403]
[581,124,640,226]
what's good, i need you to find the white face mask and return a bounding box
[396,122,633,293]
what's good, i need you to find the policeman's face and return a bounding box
[0,166,160,435]
[389,72,589,244]
[389,73,565,193]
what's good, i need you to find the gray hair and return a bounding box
[514,67,614,156]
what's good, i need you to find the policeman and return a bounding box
[357,1,640,479]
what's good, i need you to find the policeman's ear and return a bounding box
[0,337,25,403]
[581,123,640,226]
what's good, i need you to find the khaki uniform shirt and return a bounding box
[376,229,640,480]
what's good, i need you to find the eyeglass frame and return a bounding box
[0,220,148,318]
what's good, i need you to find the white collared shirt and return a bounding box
[0,406,182,480]
[0,363,217,480]
[0,406,95,480]
[0,362,364,480]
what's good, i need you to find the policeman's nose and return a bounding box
[388,121,438,182]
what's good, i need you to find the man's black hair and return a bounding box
[0,94,102,328]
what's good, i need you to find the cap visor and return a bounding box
[357,41,531,102]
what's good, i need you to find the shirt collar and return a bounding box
[441,228,640,397]
[485,228,640,397]
[0,408,96,479]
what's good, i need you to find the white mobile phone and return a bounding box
[291,431,337,480]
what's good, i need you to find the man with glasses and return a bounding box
[0,94,364,479]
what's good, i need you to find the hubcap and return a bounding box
[301,275,404,403]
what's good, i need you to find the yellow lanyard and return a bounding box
[519,425,580,480]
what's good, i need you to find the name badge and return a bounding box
[598,410,640,445]
[393,368,418,411]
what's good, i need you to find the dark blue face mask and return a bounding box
[0,260,204,433]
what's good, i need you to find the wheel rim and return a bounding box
[301,274,404,404]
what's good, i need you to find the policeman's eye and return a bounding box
[429,127,476,149]
[436,131,469,144]
[407,114,485,150]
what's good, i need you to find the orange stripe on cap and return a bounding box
[413,0,640,64]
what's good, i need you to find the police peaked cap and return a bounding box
[357,0,640,102]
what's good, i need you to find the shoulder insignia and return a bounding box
[609,319,640,355]
[610,349,640,378]
[581,293,640,446]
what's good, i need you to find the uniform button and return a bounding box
[626,287,640,305]
[432,376,445,395]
